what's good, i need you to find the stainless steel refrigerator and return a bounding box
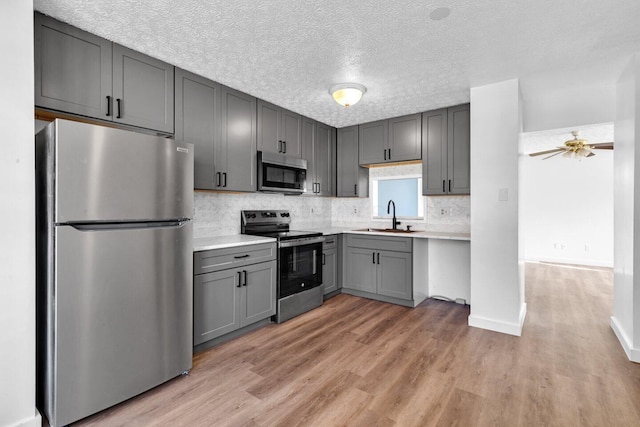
[35,119,194,427]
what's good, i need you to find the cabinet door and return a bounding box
[388,114,421,162]
[447,104,471,194]
[337,126,368,197]
[377,251,412,300]
[241,260,277,326]
[344,247,376,293]
[315,123,334,196]
[301,117,316,193]
[280,109,302,158]
[422,108,448,195]
[322,248,338,294]
[35,13,112,119]
[193,269,241,345]
[257,100,281,154]
[221,85,257,192]
[359,120,388,164]
[175,69,220,190]
[112,44,174,133]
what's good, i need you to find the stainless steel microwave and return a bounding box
[257,151,307,195]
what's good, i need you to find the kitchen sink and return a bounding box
[353,228,419,233]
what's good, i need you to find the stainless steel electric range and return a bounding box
[241,210,324,323]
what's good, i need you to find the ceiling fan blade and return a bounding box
[542,150,566,160]
[529,148,564,157]
[586,151,596,157]
[590,142,614,149]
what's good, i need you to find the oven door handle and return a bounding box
[312,249,317,275]
[278,236,325,248]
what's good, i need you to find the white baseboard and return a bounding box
[468,303,527,336]
[10,410,41,427]
[524,256,613,268]
[610,316,640,363]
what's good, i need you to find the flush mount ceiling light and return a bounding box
[329,83,367,107]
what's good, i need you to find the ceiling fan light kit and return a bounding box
[529,130,613,160]
[329,83,366,107]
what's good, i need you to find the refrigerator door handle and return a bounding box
[68,220,189,231]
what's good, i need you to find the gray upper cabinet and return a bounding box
[422,104,470,195]
[447,104,471,194]
[35,12,174,134]
[337,126,368,197]
[175,69,256,192]
[112,44,174,134]
[175,69,221,189]
[359,114,421,165]
[35,12,111,120]
[302,118,335,196]
[257,100,302,158]
[359,120,388,164]
[220,86,258,192]
[388,113,422,162]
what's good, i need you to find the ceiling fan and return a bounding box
[528,131,614,160]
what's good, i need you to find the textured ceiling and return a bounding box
[34,0,640,128]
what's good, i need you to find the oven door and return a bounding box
[278,239,323,298]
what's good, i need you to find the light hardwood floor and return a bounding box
[74,262,640,426]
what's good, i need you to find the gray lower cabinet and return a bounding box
[422,104,470,195]
[322,235,340,294]
[35,12,174,134]
[193,243,276,346]
[302,119,335,196]
[343,234,412,302]
[337,126,368,197]
[257,100,302,158]
[175,68,256,192]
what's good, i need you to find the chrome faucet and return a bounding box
[387,199,400,230]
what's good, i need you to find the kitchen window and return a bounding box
[372,175,424,219]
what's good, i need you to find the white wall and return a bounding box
[611,54,640,362]
[0,1,41,427]
[520,125,614,267]
[522,82,616,133]
[468,79,526,336]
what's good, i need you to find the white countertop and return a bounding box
[193,235,276,252]
[305,226,471,241]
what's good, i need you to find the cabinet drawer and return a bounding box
[346,234,412,253]
[323,234,338,249]
[194,243,276,274]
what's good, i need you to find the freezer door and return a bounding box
[49,119,193,222]
[47,222,192,427]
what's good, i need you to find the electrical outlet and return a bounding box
[584,245,590,252]
[353,208,358,214]
[440,208,446,216]
[448,207,453,216]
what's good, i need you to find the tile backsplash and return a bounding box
[193,163,470,238]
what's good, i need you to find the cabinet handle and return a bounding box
[322,253,326,265]
[388,148,391,160]
[442,180,446,193]
[243,270,248,286]
[449,179,451,192]
[384,149,387,160]
[354,184,357,195]
[316,182,320,194]
[223,172,227,187]
[278,140,282,153]
[116,98,122,118]
[216,172,221,187]
[372,252,376,264]
[377,252,380,264]
[234,254,250,259]
[237,271,242,287]
[106,96,111,116]
[283,141,287,154]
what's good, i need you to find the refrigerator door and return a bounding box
[46,221,192,427]
[49,119,193,223]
